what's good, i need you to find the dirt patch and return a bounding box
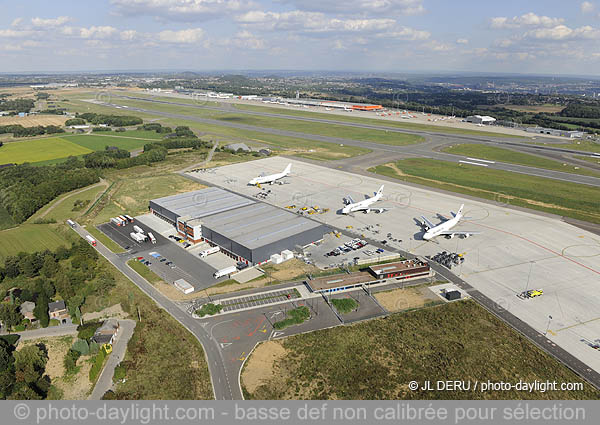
[241,340,289,394]
[375,286,433,312]
[82,303,129,321]
[17,335,74,380]
[0,115,68,127]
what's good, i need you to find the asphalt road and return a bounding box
[0,324,78,341]
[72,224,238,400]
[102,95,600,187]
[89,319,136,400]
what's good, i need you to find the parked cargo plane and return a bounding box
[419,204,480,240]
[342,185,388,214]
[248,163,291,186]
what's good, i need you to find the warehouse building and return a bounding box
[525,127,585,139]
[200,203,328,265]
[466,115,497,125]
[149,188,329,265]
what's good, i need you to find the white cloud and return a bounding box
[377,27,430,40]
[31,16,71,27]
[581,1,595,13]
[79,26,119,39]
[119,30,138,41]
[456,38,469,44]
[158,28,204,43]
[279,0,425,16]
[526,24,600,40]
[110,0,254,21]
[491,13,564,29]
[0,29,33,38]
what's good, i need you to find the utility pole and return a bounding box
[545,315,553,336]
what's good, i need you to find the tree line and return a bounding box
[75,113,143,127]
[0,98,34,114]
[0,124,65,138]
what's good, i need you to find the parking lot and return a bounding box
[189,156,600,376]
[97,218,219,291]
[219,288,302,313]
[306,233,393,269]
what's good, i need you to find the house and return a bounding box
[48,300,70,323]
[91,319,120,345]
[20,301,36,321]
[224,143,251,152]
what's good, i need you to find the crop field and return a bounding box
[369,158,600,224]
[0,137,92,164]
[0,114,68,127]
[242,300,600,400]
[0,225,67,264]
[442,144,600,177]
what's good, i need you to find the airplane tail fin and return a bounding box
[376,185,384,197]
[283,163,292,175]
[456,204,464,219]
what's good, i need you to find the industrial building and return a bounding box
[149,188,329,265]
[466,115,497,125]
[525,127,585,139]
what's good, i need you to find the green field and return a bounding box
[369,158,600,223]
[64,132,157,152]
[0,137,92,164]
[575,154,600,164]
[28,183,107,224]
[243,300,599,400]
[0,225,67,263]
[442,144,600,177]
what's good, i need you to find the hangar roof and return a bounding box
[201,203,326,250]
[151,187,254,220]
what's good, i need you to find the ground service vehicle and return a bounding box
[200,246,220,258]
[213,265,237,279]
[85,235,97,246]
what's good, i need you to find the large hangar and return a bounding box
[149,187,329,265]
[201,203,328,265]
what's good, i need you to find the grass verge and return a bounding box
[242,300,600,400]
[127,259,163,285]
[86,226,126,253]
[369,159,600,224]
[442,144,600,177]
[273,306,311,330]
[331,298,359,314]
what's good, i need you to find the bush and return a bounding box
[72,338,89,355]
[77,321,101,340]
[331,298,359,314]
[65,118,86,126]
[89,341,99,355]
[194,303,222,317]
[63,348,81,374]
[89,347,107,382]
[112,364,126,383]
[273,306,310,330]
[92,127,111,132]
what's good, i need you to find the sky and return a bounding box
[1,0,600,75]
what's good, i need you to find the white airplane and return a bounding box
[420,204,480,240]
[342,185,388,214]
[248,163,292,186]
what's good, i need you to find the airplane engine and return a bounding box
[445,234,454,239]
[363,209,370,214]
[461,234,470,239]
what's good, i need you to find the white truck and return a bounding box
[124,215,134,223]
[66,219,76,228]
[130,232,146,243]
[199,246,220,258]
[117,215,128,225]
[213,265,237,279]
[110,217,123,226]
[85,235,97,246]
[148,232,157,244]
[133,225,144,234]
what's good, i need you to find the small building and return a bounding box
[68,125,90,130]
[91,319,120,345]
[48,300,69,323]
[445,290,461,301]
[466,115,496,125]
[20,301,36,322]
[368,258,431,280]
[174,279,194,294]
[526,127,585,139]
[224,143,251,153]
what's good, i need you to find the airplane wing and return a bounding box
[437,230,481,237]
[345,195,355,205]
[420,216,436,229]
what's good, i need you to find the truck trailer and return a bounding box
[213,265,237,279]
[130,232,146,243]
[66,219,76,228]
[118,215,129,225]
[133,225,144,234]
[124,215,134,223]
[110,217,123,226]
[199,246,220,258]
[85,235,97,246]
[148,232,157,244]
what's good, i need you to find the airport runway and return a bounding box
[101,95,600,188]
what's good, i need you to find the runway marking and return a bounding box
[271,331,285,338]
[459,160,488,167]
[554,317,600,333]
[466,157,496,164]
[220,342,232,348]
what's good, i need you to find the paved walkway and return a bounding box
[89,319,136,400]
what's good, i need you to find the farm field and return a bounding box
[0,224,67,263]
[242,300,600,400]
[369,158,600,224]
[0,114,68,127]
[0,137,92,164]
[442,143,600,177]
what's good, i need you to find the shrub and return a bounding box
[88,348,107,382]
[72,338,89,355]
[194,303,223,317]
[112,364,126,383]
[77,321,101,340]
[63,348,81,374]
[273,306,310,330]
[331,298,359,314]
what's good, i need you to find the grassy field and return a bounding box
[369,159,600,224]
[532,138,600,153]
[575,154,600,165]
[86,226,126,253]
[127,259,163,285]
[0,137,92,164]
[0,224,68,263]
[242,300,599,400]
[442,144,600,177]
[64,132,157,152]
[111,97,426,147]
